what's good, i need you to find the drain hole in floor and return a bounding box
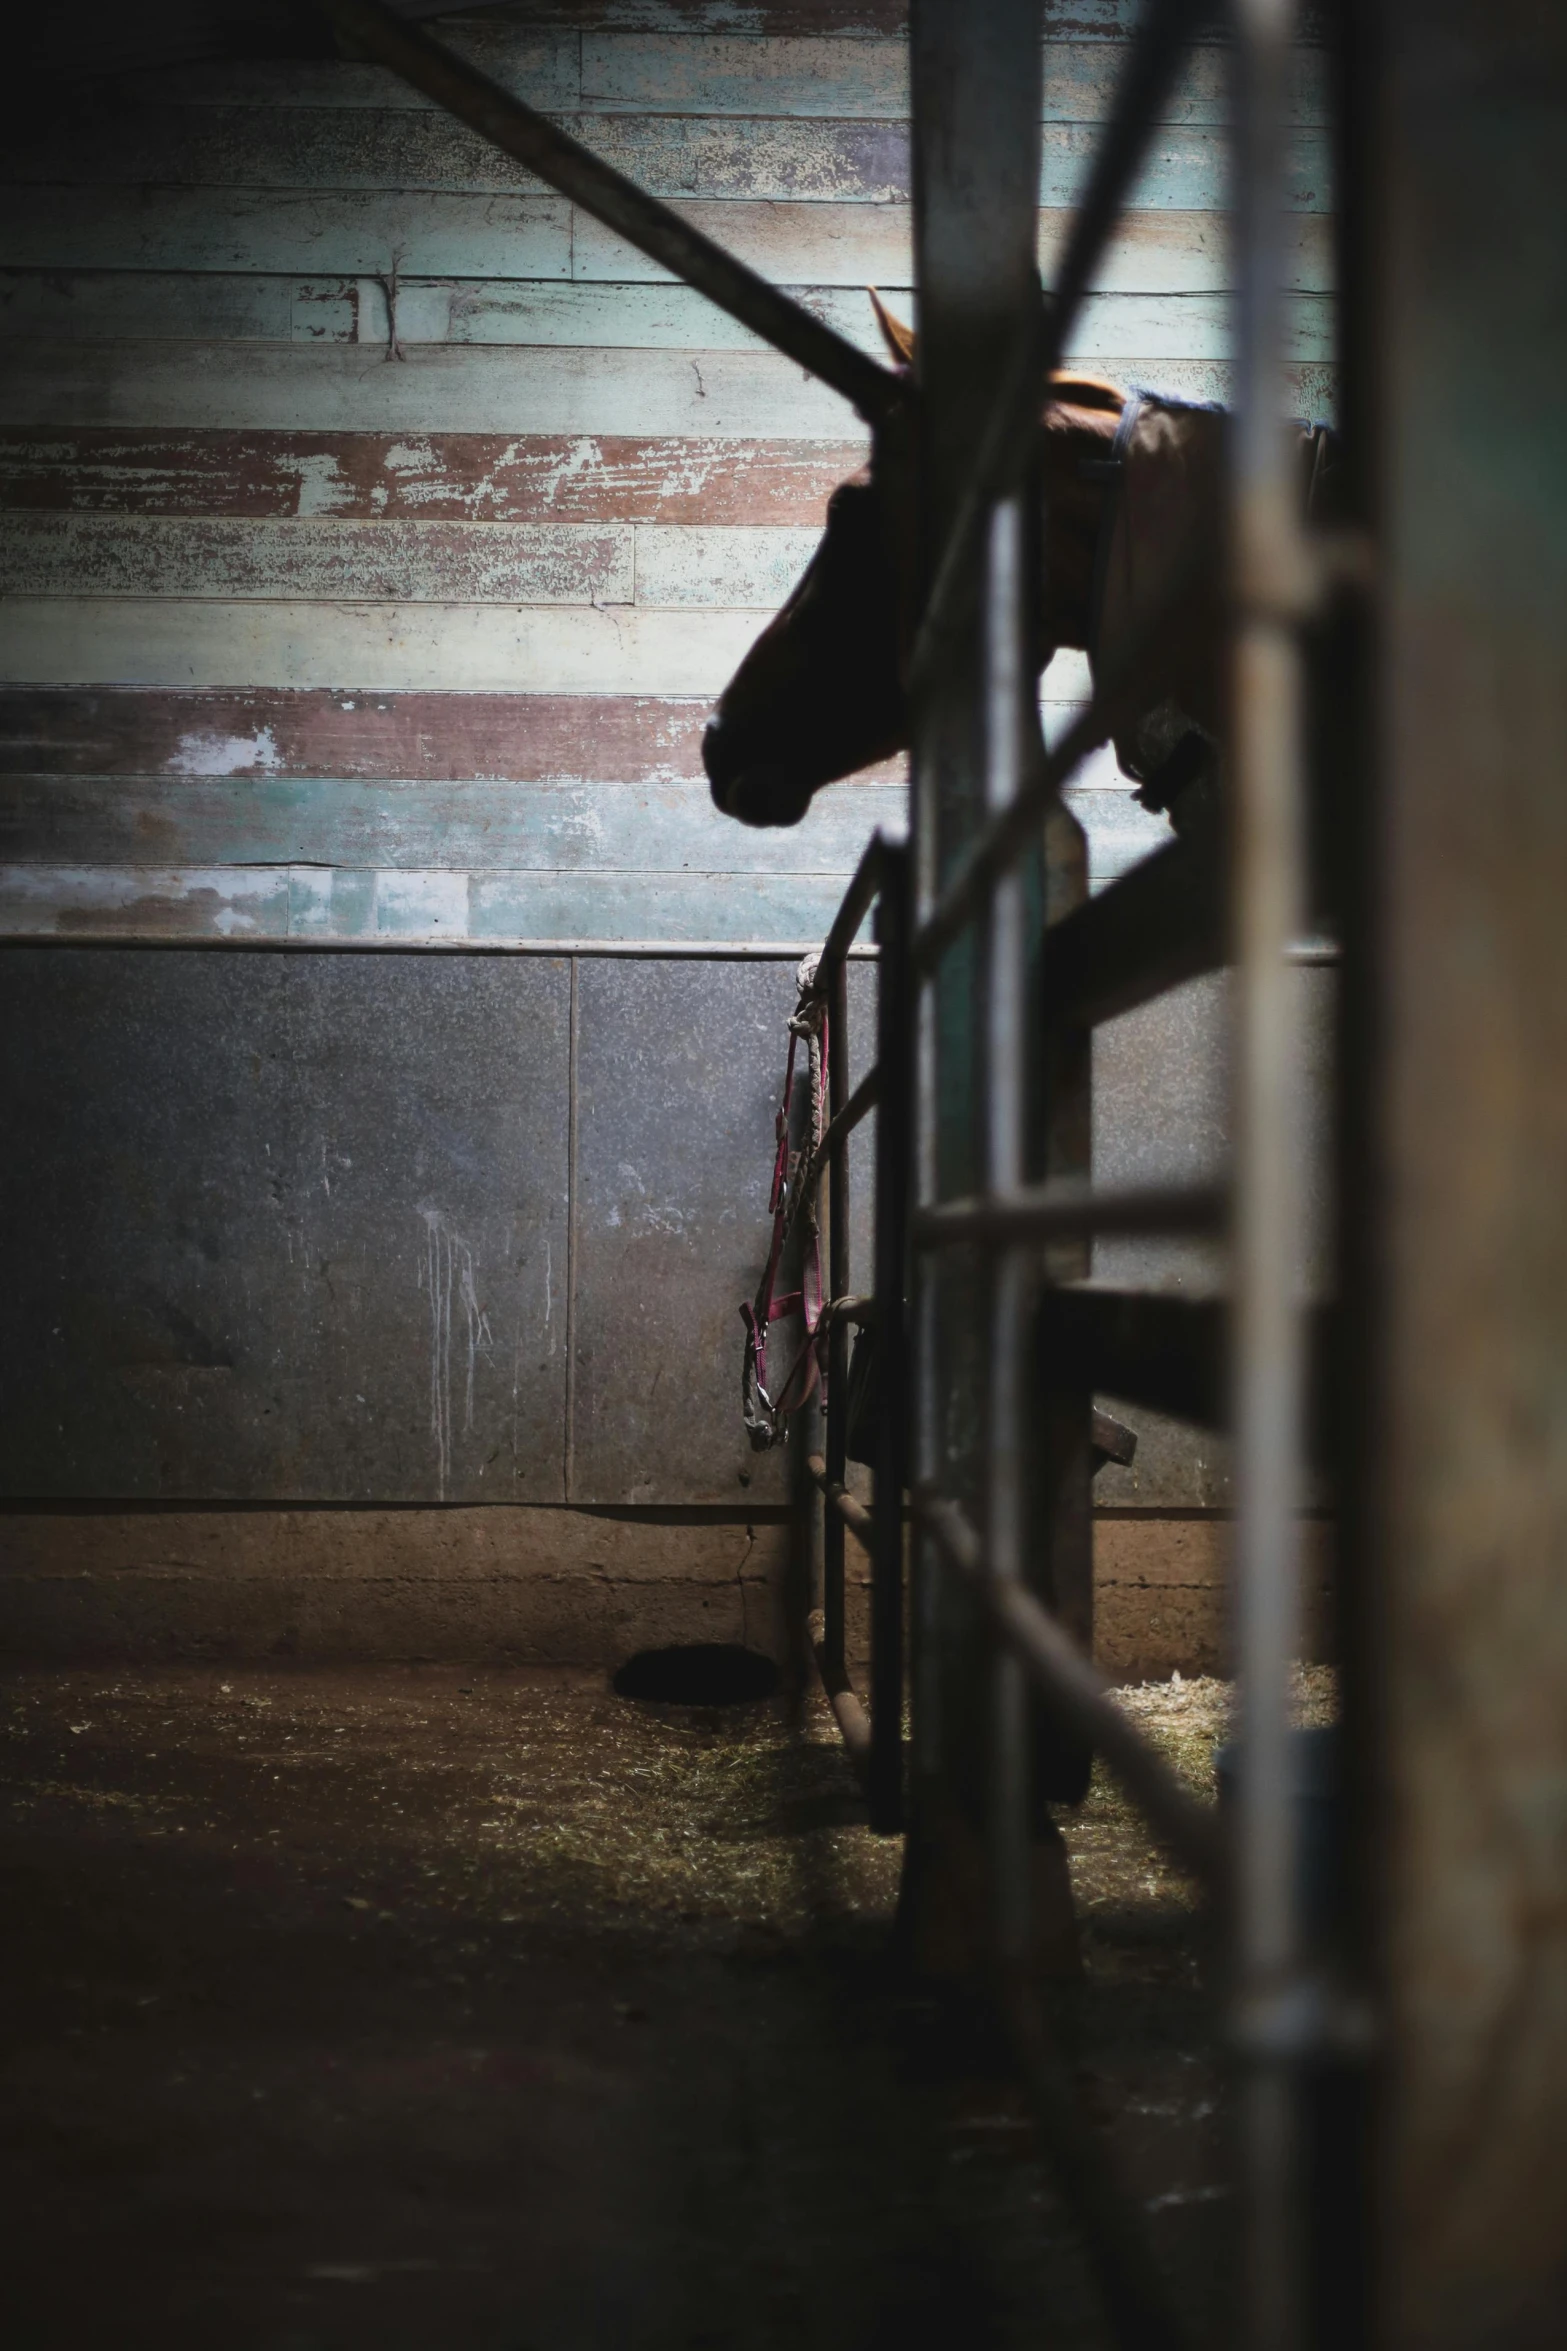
[613,1644,779,1706]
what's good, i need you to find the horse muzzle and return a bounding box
[702,719,814,829]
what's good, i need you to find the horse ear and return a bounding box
[868,287,916,369]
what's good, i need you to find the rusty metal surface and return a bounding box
[1369,7,1567,2342]
[0,947,570,1501]
[568,954,875,1504]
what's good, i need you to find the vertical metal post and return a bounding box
[870,850,911,1834]
[984,493,1033,1965]
[822,957,850,1688]
[904,0,1045,1949]
[1230,2,1311,2346]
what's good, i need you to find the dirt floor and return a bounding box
[0,1659,1332,2351]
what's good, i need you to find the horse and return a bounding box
[702,297,1335,836]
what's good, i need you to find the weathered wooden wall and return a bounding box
[0,0,1335,1667]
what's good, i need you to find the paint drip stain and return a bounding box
[418,1208,492,1498]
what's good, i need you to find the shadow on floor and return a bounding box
[0,1662,1230,2350]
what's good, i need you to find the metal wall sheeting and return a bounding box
[0,944,878,1505]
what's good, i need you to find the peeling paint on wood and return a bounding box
[0,514,639,603]
[0,688,719,778]
[0,432,868,523]
[0,516,821,607]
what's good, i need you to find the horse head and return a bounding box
[703,296,1129,828]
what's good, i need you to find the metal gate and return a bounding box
[328,2,1359,2342]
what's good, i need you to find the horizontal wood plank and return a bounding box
[0,189,573,279]
[0,343,869,436]
[0,599,774,693]
[0,341,1338,439]
[1,110,1331,213]
[575,30,1329,119]
[0,601,1102,698]
[570,202,1331,290]
[3,191,1331,292]
[0,688,721,779]
[0,515,645,604]
[140,31,1327,122]
[0,275,1336,365]
[0,770,1159,886]
[0,861,887,945]
[0,515,823,607]
[0,771,907,873]
[0,433,867,523]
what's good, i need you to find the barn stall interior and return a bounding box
[3,3,1565,2348]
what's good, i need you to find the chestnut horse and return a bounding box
[703,300,1333,833]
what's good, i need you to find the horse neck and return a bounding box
[1038,401,1123,654]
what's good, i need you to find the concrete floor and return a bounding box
[0,1662,1242,2350]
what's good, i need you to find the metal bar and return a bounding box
[0,936,884,963]
[807,1452,874,1547]
[807,1612,873,1771]
[919,1490,1225,1889]
[1045,1286,1228,1432]
[781,1065,881,1251]
[822,955,851,1683]
[913,538,1218,978]
[984,493,1034,1972]
[1229,2,1314,2345]
[908,0,1215,684]
[321,0,902,427]
[810,831,896,995]
[915,1179,1227,1251]
[869,845,912,1835]
[1040,830,1227,1030]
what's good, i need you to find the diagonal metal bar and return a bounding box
[917,1488,1225,1889]
[913,532,1217,977]
[808,830,898,995]
[782,1065,880,1252]
[1039,824,1227,1031]
[321,0,903,426]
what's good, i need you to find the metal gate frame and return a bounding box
[324,4,1361,2342]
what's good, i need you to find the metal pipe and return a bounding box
[810,831,897,994]
[918,1491,1225,1889]
[1228,3,1314,2345]
[869,847,912,1834]
[984,494,1033,1971]
[914,1178,1228,1249]
[822,958,852,1681]
[321,0,902,427]
[807,1612,873,1769]
[781,1065,881,1251]
[807,1453,875,1547]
